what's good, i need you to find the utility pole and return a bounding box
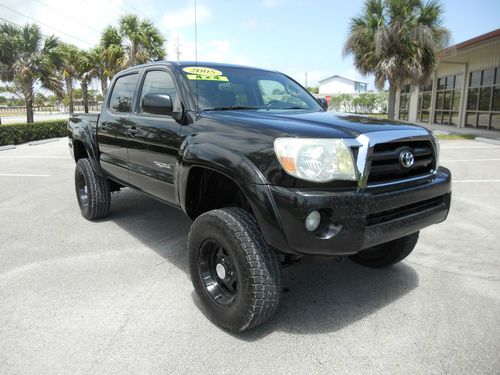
[305,72,308,88]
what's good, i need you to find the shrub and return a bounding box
[0,120,67,146]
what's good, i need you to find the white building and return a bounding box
[318,75,368,95]
[396,28,500,131]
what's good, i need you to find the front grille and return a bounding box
[367,140,435,185]
[366,196,444,226]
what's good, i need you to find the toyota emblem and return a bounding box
[399,150,415,168]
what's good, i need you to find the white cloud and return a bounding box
[161,2,211,30]
[166,31,250,65]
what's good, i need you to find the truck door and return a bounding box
[127,68,183,205]
[97,72,140,183]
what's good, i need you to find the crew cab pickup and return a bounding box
[68,61,451,332]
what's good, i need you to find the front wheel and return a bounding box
[187,208,281,332]
[349,232,419,268]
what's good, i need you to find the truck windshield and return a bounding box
[181,65,322,112]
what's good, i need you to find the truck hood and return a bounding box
[204,110,429,139]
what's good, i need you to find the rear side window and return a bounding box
[109,73,139,113]
[139,70,179,113]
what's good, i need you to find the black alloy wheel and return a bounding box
[198,239,238,306]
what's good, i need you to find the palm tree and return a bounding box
[119,14,165,66]
[76,50,97,113]
[60,43,80,114]
[344,0,449,119]
[95,27,126,95]
[0,23,63,123]
[95,16,165,94]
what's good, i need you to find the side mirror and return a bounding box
[317,97,328,110]
[142,93,173,115]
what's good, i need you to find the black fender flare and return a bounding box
[68,119,105,176]
[177,140,291,253]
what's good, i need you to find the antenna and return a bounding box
[194,0,199,114]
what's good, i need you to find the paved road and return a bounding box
[0,113,70,124]
[0,138,499,374]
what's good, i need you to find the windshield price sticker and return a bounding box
[183,67,223,76]
[186,74,229,81]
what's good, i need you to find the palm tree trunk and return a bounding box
[82,80,89,113]
[66,77,74,114]
[24,82,35,123]
[387,85,397,120]
[100,77,107,96]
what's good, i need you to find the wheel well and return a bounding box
[73,140,88,162]
[185,167,252,220]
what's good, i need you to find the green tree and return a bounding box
[96,15,164,93]
[34,92,47,108]
[0,23,63,122]
[307,86,319,94]
[76,50,97,113]
[344,0,449,119]
[88,46,111,96]
[119,14,165,67]
[60,43,80,113]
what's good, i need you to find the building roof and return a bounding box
[440,28,500,57]
[318,74,367,85]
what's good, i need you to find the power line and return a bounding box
[0,15,67,43]
[0,16,25,30]
[121,0,151,21]
[120,0,170,36]
[32,0,101,34]
[0,2,94,46]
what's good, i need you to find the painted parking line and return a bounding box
[453,180,500,183]
[441,158,500,162]
[441,146,500,149]
[0,156,71,159]
[0,173,51,177]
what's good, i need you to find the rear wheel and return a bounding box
[74,158,111,220]
[188,208,281,332]
[350,232,419,268]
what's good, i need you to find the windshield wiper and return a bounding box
[203,106,261,111]
[273,106,307,110]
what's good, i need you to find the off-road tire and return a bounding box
[74,158,111,220]
[350,232,419,268]
[188,208,281,332]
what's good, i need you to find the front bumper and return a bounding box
[260,167,451,256]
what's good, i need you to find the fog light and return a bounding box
[305,211,321,232]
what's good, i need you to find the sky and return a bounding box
[1,0,499,91]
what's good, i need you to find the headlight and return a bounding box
[273,138,357,182]
[431,132,440,169]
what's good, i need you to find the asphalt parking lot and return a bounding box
[1,137,499,374]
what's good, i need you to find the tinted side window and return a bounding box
[109,73,139,113]
[140,70,178,114]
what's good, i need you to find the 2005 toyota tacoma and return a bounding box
[68,61,451,332]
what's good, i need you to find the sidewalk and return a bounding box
[418,122,500,141]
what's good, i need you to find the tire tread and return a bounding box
[75,158,110,220]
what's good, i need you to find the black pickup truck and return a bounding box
[68,61,451,332]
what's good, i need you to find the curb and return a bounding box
[474,137,500,146]
[0,145,15,151]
